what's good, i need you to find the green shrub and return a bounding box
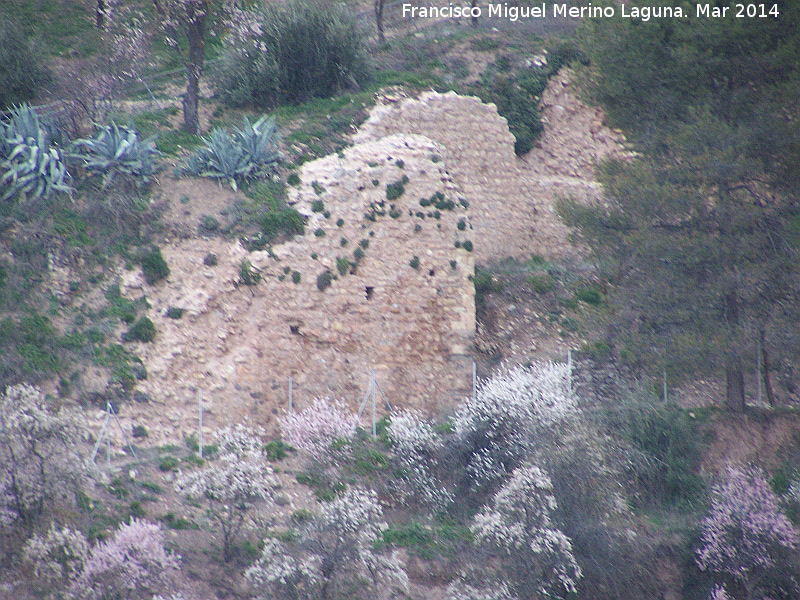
[239,260,261,286]
[409,255,420,269]
[265,440,295,461]
[528,273,555,294]
[203,253,218,266]
[166,306,184,320]
[316,270,334,291]
[287,173,301,186]
[123,317,156,343]
[140,248,170,285]
[71,123,161,188]
[0,15,51,109]
[576,286,603,306]
[159,456,179,472]
[386,176,409,201]
[215,0,370,108]
[462,240,473,252]
[291,271,301,284]
[132,425,148,438]
[259,207,306,242]
[311,199,325,212]
[314,228,325,237]
[336,257,351,276]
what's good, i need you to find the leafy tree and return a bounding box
[176,424,276,562]
[0,384,86,535]
[23,524,89,593]
[565,3,800,409]
[696,465,799,600]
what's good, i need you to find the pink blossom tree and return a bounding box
[72,518,180,600]
[278,398,360,461]
[176,424,276,562]
[696,465,799,600]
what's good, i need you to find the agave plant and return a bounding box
[71,123,161,189]
[234,115,281,171]
[1,104,71,202]
[185,115,281,191]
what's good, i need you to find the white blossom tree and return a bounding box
[176,424,276,562]
[386,408,453,510]
[246,487,408,600]
[279,398,360,461]
[23,524,89,594]
[0,384,87,535]
[469,463,582,599]
[71,518,180,600]
[451,362,576,498]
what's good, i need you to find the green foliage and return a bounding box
[166,306,184,319]
[140,248,170,285]
[0,14,52,109]
[386,176,409,201]
[291,270,301,284]
[287,173,301,186]
[528,273,554,294]
[123,317,156,343]
[215,0,370,108]
[161,512,197,530]
[265,440,295,461]
[186,115,281,190]
[258,207,305,243]
[1,105,71,202]
[159,456,179,472]
[316,270,334,291]
[575,286,603,306]
[462,240,473,252]
[409,255,420,270]
[336,257,351,276]
[132,425,148,439]
[203,253,218,267]
[311,199,325,212]
[615,399,704,508]
[71,123,161,188]
[239,260,261,286]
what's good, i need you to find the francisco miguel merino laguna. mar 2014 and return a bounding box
[402,2,782,21]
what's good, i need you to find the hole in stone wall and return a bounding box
[365,286,374,300]
[429,269,435,277]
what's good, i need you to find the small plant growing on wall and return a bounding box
[317,270,334,291]
[386,176,409,201]
[410,256,420,270]
[239,260,261,286]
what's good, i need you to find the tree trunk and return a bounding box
[182,1,207,135]
[760,328,776,406]
[375,0,385,43]
[726,359,745,411]
[96,0,106,27]
[725,290,745,411]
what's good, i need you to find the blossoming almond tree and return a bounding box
[72,518,180,600]
[278,398,360,460]
[470,464,582,599]
[177,424,276,562]
[246,487,408,600]
[696,465,799,600]
[0,384,87,535]
[451,362,576,497]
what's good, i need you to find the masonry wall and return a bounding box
[120,135,475,441]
